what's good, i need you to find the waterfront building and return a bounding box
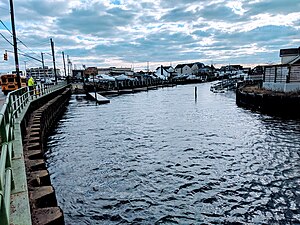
[263,47,300,92]
[175,64,192,76]
[97,67,112,75]
[198,65,215,81]
[26,66,60,80]
[280,47,300,64]
[155,66,176,80]
[109,67,133,76]
[175,64,191,76]
[175,62,205,76]
[84,67,134,78]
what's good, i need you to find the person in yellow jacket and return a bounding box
[28,76,35,86]
[28,76,35,95]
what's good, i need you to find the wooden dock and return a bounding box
[87,92,110,104]
[99,90,119,96]
[147,86,158,90]
[119,89,133,94]
[133,87,148,92]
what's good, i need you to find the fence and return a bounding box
[0,82,67,225]
[264,64,300,83]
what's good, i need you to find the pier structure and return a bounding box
[236,62,300,117]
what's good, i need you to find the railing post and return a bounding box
[0,194,9,225]
[287,66,291,83]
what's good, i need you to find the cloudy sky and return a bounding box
[0,0,300,73]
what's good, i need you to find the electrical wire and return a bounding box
[0,32,13,46]
[0,20,45,59]
[6,49,42,62]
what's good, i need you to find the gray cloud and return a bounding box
[198,4,246,22]
[243,0,300,16]
[56,5,137,37]
[161,6,198,22]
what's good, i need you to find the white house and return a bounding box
[175,62,205,76]
[175,64,192,76]
[155,66,175,80]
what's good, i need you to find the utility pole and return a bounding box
[67,55,72,77]
[9,0,21,88]
[50,38,57,84]
[67,55,70,76]
[62,51,67,77]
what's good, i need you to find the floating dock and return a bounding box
[87,92,110,104]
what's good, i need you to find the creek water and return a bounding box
[46,83,300,224]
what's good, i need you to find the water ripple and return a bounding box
[46,84,300,224]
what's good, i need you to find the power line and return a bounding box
[6,49,42,62]
[0,31,42,61]
[0,19,43,59]
[0,20,12,35]
[0,31,13,46]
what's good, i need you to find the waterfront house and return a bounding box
[280,47,300,64]
[244,66,264,81]
[263,47,300,92]
[175,64,191,76]
[198,65,215,81]
[155,65,175,80]
[188,62,204,75]
[175,62,205,76]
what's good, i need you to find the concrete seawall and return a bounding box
[20,87,71,225]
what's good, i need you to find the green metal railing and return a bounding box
[0,82,67,225]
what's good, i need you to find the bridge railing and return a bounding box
[0,81,67,225]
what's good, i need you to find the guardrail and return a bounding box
[0,82,68,225]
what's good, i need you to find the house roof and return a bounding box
[155,66,173,70]
[175,62,205,69]
[175,64,185,69]
[280,47,300,57]
[287,55,300,64]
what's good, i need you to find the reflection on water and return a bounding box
[46,83,300,224]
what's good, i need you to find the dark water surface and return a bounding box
[46,83,300,224]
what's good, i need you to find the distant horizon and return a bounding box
[0,61,275,75]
